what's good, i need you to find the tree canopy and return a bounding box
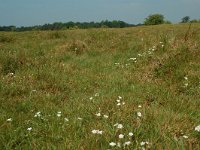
[181,16,190,23]
[0,20,136,32]
[144,14,165,25]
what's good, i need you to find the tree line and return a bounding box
[0,15,200,32]
[0,20,136,32]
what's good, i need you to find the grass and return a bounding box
[0,24,200,149]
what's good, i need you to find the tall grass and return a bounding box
[0,24,200,149]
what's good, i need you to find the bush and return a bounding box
[144,14,165,25]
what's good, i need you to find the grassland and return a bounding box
[0,24,200,149]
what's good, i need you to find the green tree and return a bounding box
[181,16,190,23]
[144,14,165,25]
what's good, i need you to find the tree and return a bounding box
[144,14,165,25]
[181,16,190,23]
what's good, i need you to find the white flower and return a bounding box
[119,134,124,139]
[97,130,103,134]
[117,142,121,148]
[117,124,123,129]
[27,127,32,131]
[117,103,121,106]
[103,115,109,119]
[57,111,61,114]
[140,141,146,146]
[64,118,69,122]
[140,141,149,146]
[78,117,82,120]
[137,112,142,117]
[183,135,188,139]
[138,105,142,108]
[95,112,101,117]
[95,93,99,97]
[7,118,12,122]
[109,142,116,147]
[128,132,133,136]
[57,114,61,117]
[124,141,131,146]
[34,112,41,117]
[92,129,103,134]
[118,96,122,99]
[122,102,125,105]
[184,83,188,87]
[115,63,120,65]
[195,125,200,132]
[116,99,121,103]
[89,97,93,100]
[161,44,164,47]
[92,130,98,134]
[184,76,188,80]
[129,58,137,61]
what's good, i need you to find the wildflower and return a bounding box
[184,83,188,87]
[103,115,109,119]
[138,105,142,108]
[184,76,188,80]
[128,132,133,136]
[27,127,32,131]
[116,99,121,103]
[89,97,93,100]
[95,112,101,117]
[109,142,116,147]
[140,141,149,146]
[92,129,103,134]
[117,142,121,148]
[122,102,125,105]
[115,63,120,65]
[78,117,83,120]
[195,125,200,132]
[92,130,98,134]
[140,141,146,146]
[34,112,41,117]
[64,118,69,122]
[57,114,61,117]
[161,45,164,47]
[119,134,124,139]
[137,112,142,117]
[129,58,137,61]
[118,96,122,99]
[117,124,123,129]
[98,130,103,134]
[183,135,188,139]
[7,118,12,122]
[95,93,99,97]
[124,141,131,146]
[114,123,123,129]
[117,103,121,106]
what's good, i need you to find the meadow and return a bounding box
[0,24,200,149]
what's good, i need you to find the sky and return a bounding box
[0,0,200,26]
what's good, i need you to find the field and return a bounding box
[0,24,200,149]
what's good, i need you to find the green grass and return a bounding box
[0,24,200,149]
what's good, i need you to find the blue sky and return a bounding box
[0,0,200,26]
